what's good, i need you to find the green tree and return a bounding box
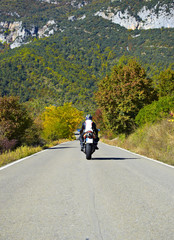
[0,96,33,151]
[96,59,156,134]
[157,68,174,97]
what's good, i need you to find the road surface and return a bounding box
[0,140,174,240]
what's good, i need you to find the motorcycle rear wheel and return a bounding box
[86,144,92,160]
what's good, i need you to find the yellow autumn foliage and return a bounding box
[41,103,83,140]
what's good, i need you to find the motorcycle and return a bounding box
[82,130,97,160]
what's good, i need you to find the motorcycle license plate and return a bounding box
[86,138,93,143]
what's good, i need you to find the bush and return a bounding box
[0,138,17,153]
[157,68,174,97]
[135,95,174,126]
[21,123,43,146]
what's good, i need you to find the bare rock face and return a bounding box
[38,0,89,7]
[37,20,57,38]
[70,0,88,9]
[38,0,58,4]
[0,21,28,48]
[0,20,57,49]
[95,3,174,30]
[138,5,174,29]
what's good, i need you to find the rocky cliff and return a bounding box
[0,20,58,49]
[95,3,174,30]
[0,0,173,49]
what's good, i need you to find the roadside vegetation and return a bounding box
[0,56,173,167]
[0,145,42,167]
[0,139,69,167]
[94,57,174,166]
[0,96,83,167]
[102,119,174,166]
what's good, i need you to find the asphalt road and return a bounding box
[0,140,174,240]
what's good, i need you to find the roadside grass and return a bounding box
[0,139,69,168]
[102,120,174,166]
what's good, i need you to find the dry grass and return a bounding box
[102,120,174,166]
[0,146,42,167]
[0,139,70,167]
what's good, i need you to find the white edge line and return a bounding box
[0,150,46,171]
[102,142,174,169]
[0,141,72,171]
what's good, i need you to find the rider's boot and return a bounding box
[80,144,84,151]
[94,144,99,150]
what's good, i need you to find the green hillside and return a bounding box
[0,39,98,112]
[0,0,173,113]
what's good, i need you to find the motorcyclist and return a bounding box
[79,114,99,151]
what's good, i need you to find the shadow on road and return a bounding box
[92,157,139,161]
[47,146,77,150]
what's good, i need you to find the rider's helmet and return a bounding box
[86,114,92,120]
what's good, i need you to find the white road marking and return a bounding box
[0,141,71,171]
[102,142,174,169]
[0,150,45,171]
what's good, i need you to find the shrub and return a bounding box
[0,138,17,153]
[21,123,43,146]
[157,68,174,97]
[135,95,174,126]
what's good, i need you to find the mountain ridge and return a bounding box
[0,0,173,112]
[0,0,173,49]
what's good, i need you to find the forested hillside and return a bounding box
[0,0,174,113]
[0,38,98,112]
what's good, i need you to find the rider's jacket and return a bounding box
[80,120,98,136]
[84,120,93,132]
